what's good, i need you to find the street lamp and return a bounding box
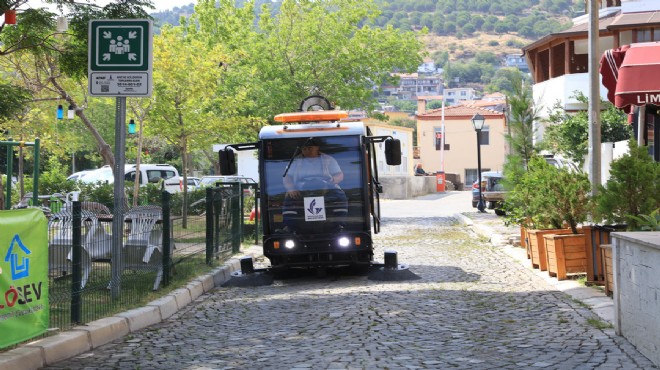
[471,113,486,213]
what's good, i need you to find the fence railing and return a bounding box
[46,183,257,332]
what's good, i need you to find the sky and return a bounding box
[24,1,193,13]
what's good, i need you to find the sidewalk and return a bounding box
[381,190,615,325]
[454,210,615,326]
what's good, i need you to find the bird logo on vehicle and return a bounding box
[304,197,326,221]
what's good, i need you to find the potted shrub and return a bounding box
[505,156,576,271]
[591,141,660,288]
[541,165,591,280]
[594,140,660,230]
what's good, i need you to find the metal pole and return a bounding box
[5,142,12,210]
[111,97,127,299]
[70,201,82,324]
[205,187,214,265]
[476,130,485,213]
[588,0,601,194]
[161,190,171,286]
[32,138,40,207]
[637,105,645,145]
[440,93,446,173]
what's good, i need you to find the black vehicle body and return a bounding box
[219,109,400,269]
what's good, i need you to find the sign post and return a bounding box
[88,19,153,97]
[89,20,152,297]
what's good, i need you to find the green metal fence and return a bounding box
[45,183,253,332]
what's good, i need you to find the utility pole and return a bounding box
[588,0,601,195]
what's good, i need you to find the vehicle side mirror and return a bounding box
[385,139,401,166]
[219,148,237,175]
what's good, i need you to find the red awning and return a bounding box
[600,42,660,113]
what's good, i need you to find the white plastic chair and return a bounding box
[48,210,96,288]
[123,206,163,290]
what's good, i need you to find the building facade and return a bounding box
[416,100,507,188]
[522,0,659,144]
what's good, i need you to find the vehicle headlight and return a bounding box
[284,240,295,249]
[338,237,350,247]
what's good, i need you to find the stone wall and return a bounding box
[379,175,437,199]
[611,232,660,368]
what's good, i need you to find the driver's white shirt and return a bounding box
[290,153,341,189]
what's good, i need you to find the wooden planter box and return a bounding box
[600,244,614,296]
[583,225,627,284]
[527,228,573,271]
[521,226,529,258]
[544,233,587,280]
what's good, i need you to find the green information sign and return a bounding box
[0,209,49,348]
[88,19,153,97]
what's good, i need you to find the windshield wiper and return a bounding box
[282,137,313,178]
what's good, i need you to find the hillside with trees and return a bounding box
[151,0,578,92]
[153,0,578,57]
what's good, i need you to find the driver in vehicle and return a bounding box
[281,138,348,233]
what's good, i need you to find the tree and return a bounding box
[147,23,237,217]
[543,92,631,166]
[505,73,538,168]
[0,0,155,168]
[485,67,531,95]
[193,0,425,117]
[0,81,31,121]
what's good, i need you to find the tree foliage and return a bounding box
[505,73,538,167]
[248,0,425,114]
[543,92,631,166]
[594,140,660,230]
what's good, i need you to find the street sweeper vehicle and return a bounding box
[218,96,402,271]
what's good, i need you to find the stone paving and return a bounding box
[44,192,656,370]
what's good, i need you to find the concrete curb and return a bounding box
[452,213,615,326]
[0,254,246,370]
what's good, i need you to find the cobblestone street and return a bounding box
[45,192,656,370]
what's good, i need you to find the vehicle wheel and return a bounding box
[495,209,506,216]
[472,201,478,208]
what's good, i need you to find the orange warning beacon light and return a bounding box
[273,110,349,123]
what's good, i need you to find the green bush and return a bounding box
[628,209,660,231]
[504,155,591,233]
[39,157,77,195]
[594,140,660,230]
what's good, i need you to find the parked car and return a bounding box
[472,171,504,213]
[199,175,256,190]
[66,170,92,182]
[481,172,506,216]
[81,164,181,193]
[471,178,482,208]
[179,176,201,191]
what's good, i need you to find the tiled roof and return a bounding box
[417,105,504,120]
[524,10,660,53]
[523,11,618,52]
[458,100,505,108]
[608,11,660,29]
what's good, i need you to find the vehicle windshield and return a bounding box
[262,135,365,234]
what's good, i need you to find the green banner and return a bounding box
[0,209,49,348]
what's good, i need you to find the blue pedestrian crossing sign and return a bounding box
[88,19,152,97]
